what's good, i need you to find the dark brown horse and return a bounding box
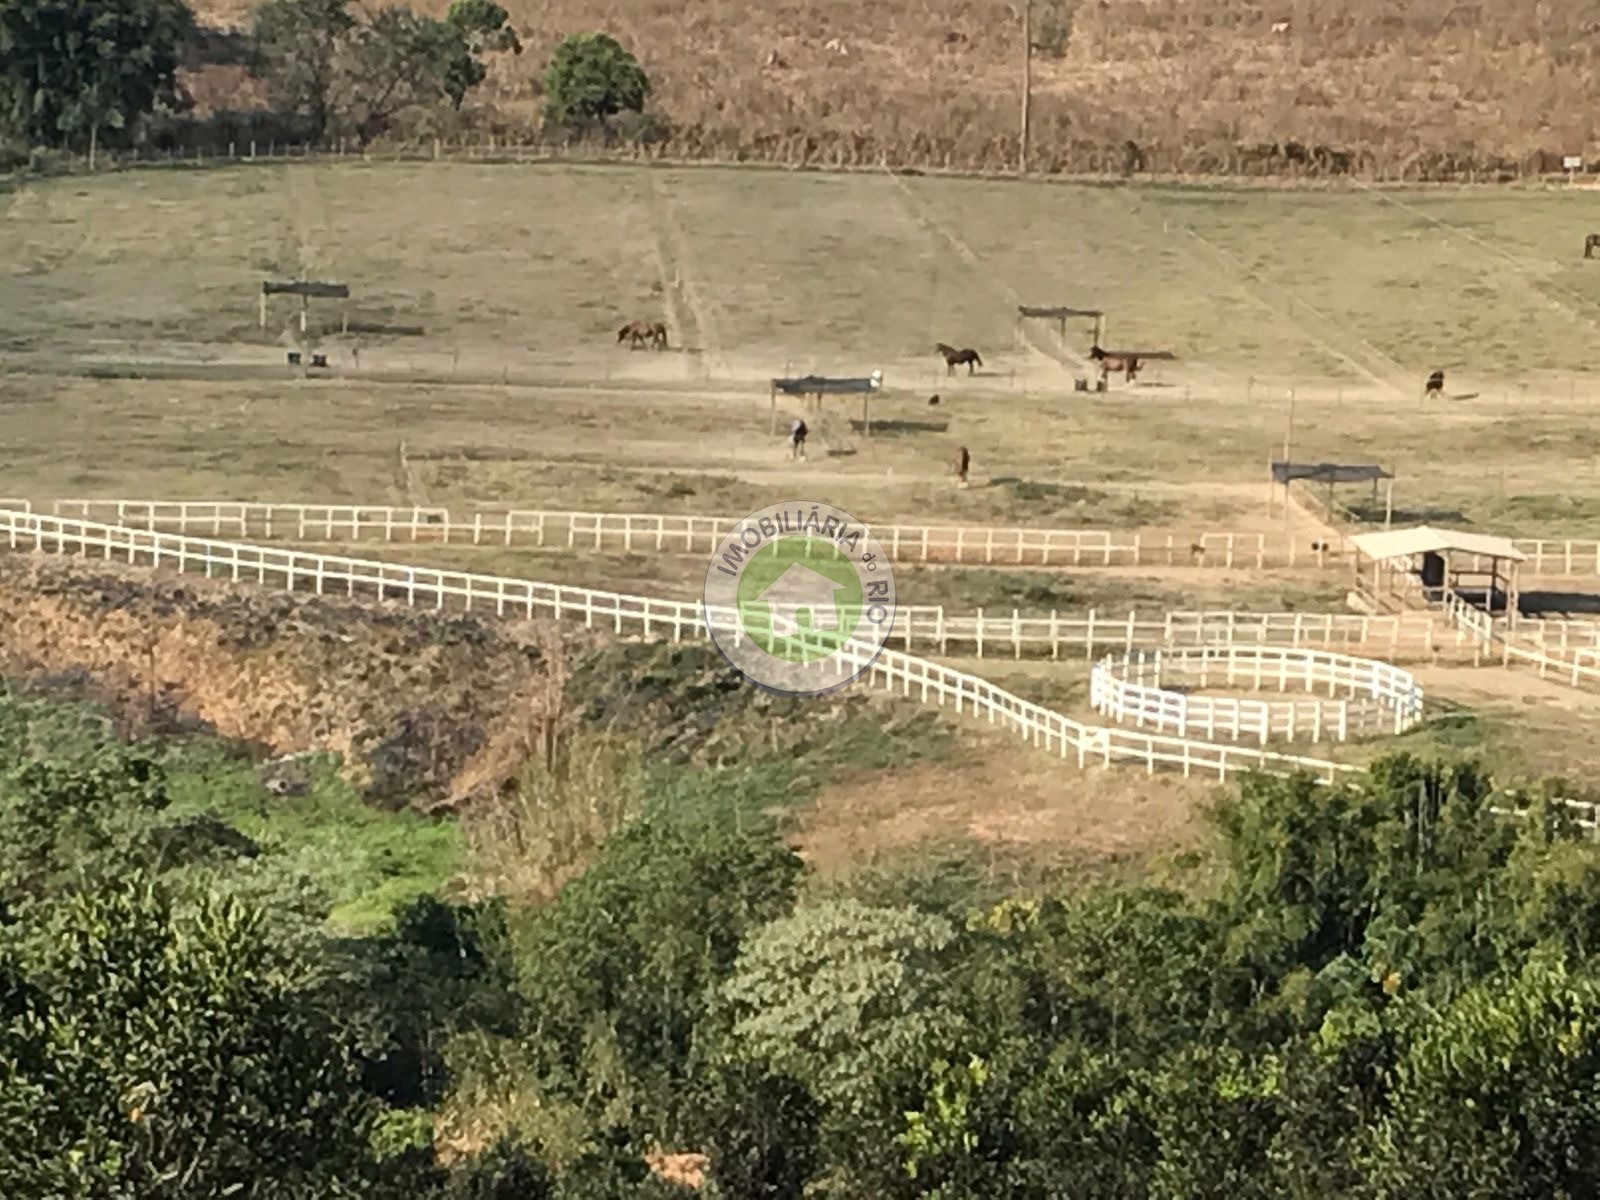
[954,445,971,486]
[935,343,982,376]
[1424,369,1445,398]
[1586,234,1600,259]
[617,321,668,350]
[1089,345,1142,383]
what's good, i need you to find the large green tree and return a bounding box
[542,33,649,126]
[252,0,519,141]
[0,0,195,154]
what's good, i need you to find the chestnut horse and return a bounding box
[1089,345,1142,383]
[617,321,668,350]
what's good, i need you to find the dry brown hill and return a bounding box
[187,0,1600,176]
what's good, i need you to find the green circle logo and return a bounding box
[704,501,897,696]
[736,536,864,662]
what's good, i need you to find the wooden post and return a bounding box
[1094,313,1106,347]
[768,383,776,435]
[1019,0,1032,176]
[1385,476,1395,526]
[862,390,871,437]
[259,287,267,330]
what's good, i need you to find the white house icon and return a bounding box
[753,563,848,639]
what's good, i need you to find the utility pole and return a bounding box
[1020,0,1033,176]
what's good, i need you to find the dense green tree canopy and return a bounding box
[0,0,194,149]
[542,33,650,125]
[8,678,1600,1196]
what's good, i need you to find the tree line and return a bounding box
[0,0,651,161]
[7,672,1600,1196]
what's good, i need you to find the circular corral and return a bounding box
[1090,645,1423,744]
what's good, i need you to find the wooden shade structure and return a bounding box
[770,373,883,436]
[261,280,351,334]
[1349,525,1524,625]
[1270,460,1395,524]
[1017,304,1105,347]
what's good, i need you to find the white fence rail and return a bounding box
[911,607,1455,661]
[41,501,1470,660]
[37,498,1600,577]
[1443,588,1495,647]
[46,498,1347,570]
[1091,646,1423,744]
[0,508,1360,784]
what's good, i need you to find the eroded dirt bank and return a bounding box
[0,553,916,808]
[0,554,571,806]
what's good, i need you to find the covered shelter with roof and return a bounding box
[769,372,883,436]
[1270,460,1394,524]
[260,280,351,334]
[1017,304,1106,348]
[1348,525,1524,624]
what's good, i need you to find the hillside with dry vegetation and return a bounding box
[179,0,1600,176]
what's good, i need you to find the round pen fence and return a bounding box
[1090,646,1424,743]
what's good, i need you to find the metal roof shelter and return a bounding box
[769,372,884,436]
[260,280,351,334]
[1350,525,1524,623]
[1349,527,1525,563]
[1270,460,1396,525]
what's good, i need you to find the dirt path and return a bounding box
[882,170,1085,374]
[648,175,728,377]
[1176,224,1410,398]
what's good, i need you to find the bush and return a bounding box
[543,33,651,127]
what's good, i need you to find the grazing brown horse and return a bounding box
[1424,369,1445,398]
[1089,345,1142,383]
[935,343,983,376]
[617,321,668,350]
[1586,234,1600,259]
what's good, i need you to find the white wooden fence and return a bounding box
[0,508,1359,784]
[1438,585,1600,692]
[41,501,1472,660]
[46,498,1346,570]
[911,607,1454,661]
[1091,645,1423,744]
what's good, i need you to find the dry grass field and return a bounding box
[183,0,1600,176]
[5,160,1600,538]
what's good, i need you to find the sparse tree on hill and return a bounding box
[543,33,650,128]
[444,0,522,111]
[250,0,354,143]
[0,0,195,159]
[252,0,518,142]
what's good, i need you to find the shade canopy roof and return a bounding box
[1272,461,1391,485]
[772,375,880,395]
[1349,525,1525,563]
